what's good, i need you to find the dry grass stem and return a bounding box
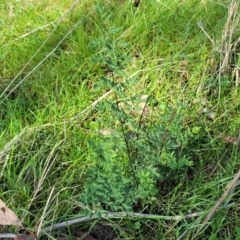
[27,140,64,212]
[194,167,240,237]
[219,1,239,75]
[0,0,81,101]
[36,187,55,237]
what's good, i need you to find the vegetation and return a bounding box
[0,0,240,239]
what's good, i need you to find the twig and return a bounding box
[0,233,17,239]
[42,211,204,233]
[0,211,202,238]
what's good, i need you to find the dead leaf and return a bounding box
[206,110,215,120]
[217,135,240,148]
[0,199,22,227]
[200,108,215,120]
[99,129,114,136]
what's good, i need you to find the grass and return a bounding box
[0,0,240,239]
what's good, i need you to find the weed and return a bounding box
[81,7,198,213]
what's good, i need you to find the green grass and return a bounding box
[0,0,240,239]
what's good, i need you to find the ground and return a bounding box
[0,0,240,239]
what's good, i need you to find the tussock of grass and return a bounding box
[0,0,240,239]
